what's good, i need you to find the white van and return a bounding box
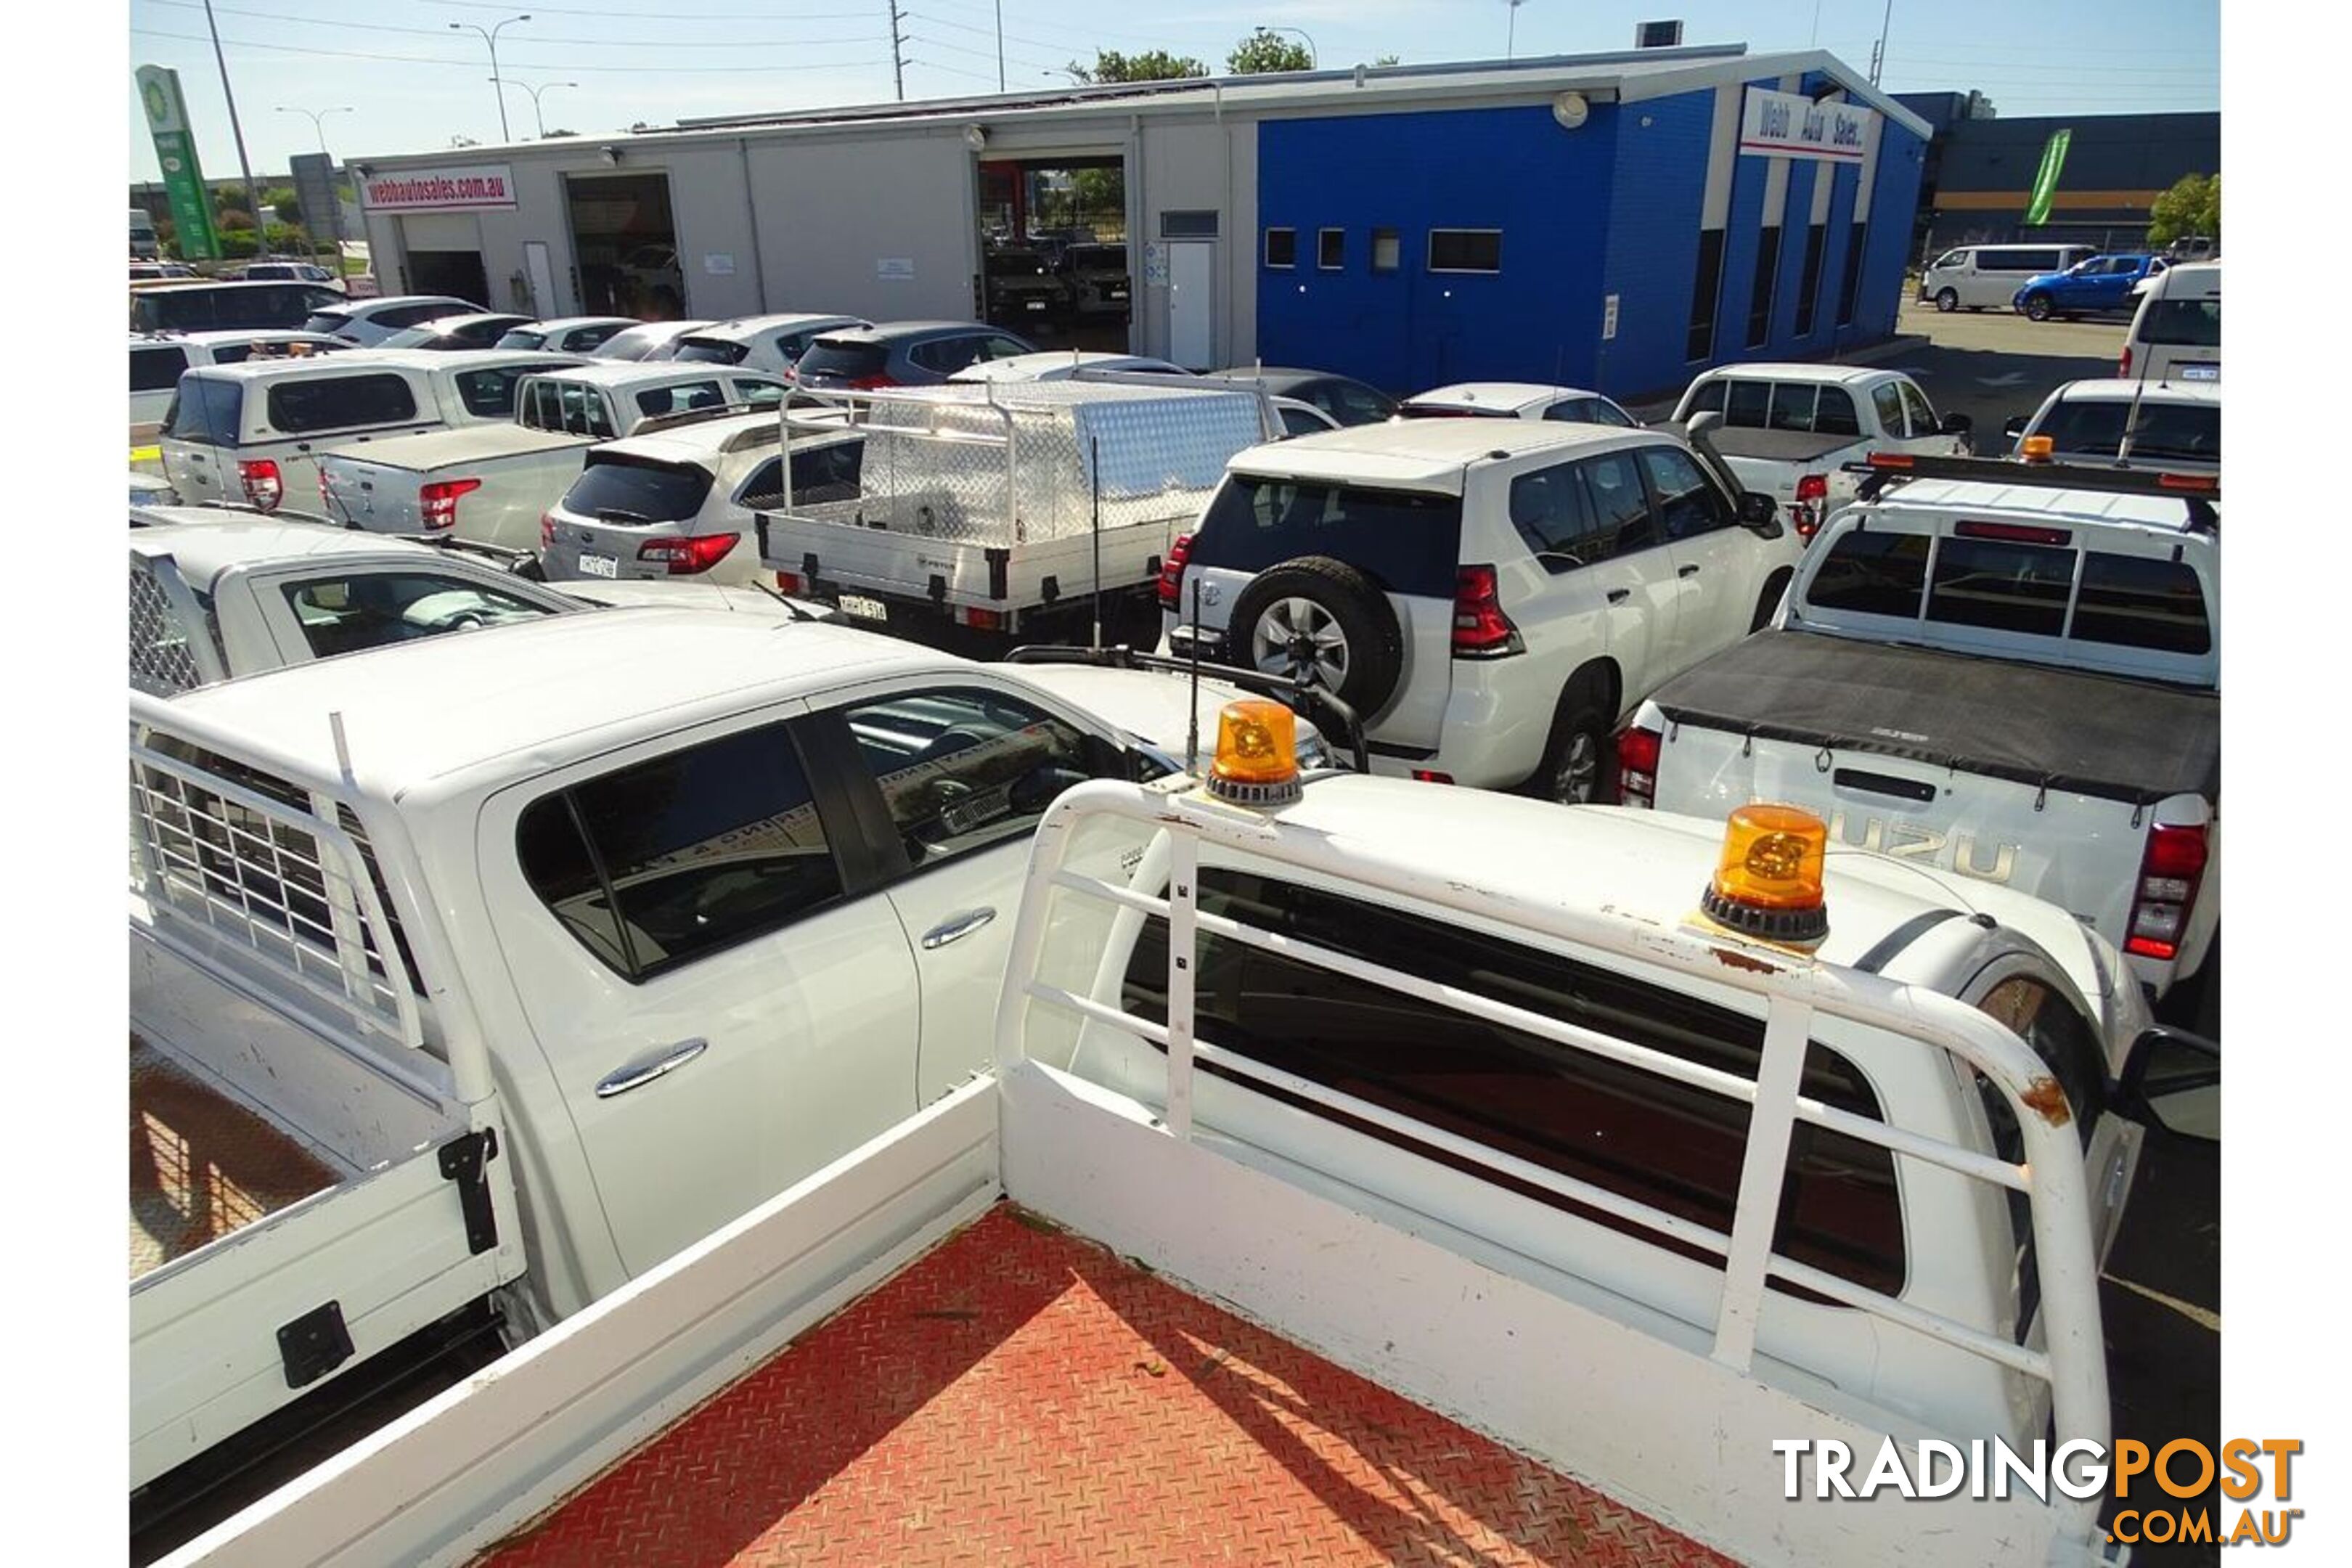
[1920,242,2095,312]
[2120,261,2219,384]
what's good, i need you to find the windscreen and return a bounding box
[1189,475,1463,599]
[2029,399,2219,464]
[563,454,714,523]
[987,250,1051,278]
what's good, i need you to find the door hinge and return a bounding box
[438,1127,500,1255]
[277,1300,354,1389]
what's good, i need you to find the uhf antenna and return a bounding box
[1185,578,1204,776]
[1090,433,1103,650]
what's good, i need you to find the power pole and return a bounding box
[889,0,908,102]
[1869,0,1894,86]
[995,0,1005,91]
[199,0,270,257]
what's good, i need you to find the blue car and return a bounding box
[2012,253,2168,321]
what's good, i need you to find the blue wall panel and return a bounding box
[1858,122,1928,338]
[1254,105,1620,394]
[1595,86,1717,400]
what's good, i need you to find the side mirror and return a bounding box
[2115,1024,2219,1142]
[1736,491,1783,536]
[1941,412,1974,436]
[1687,409,1723,440]
[2003,415,2030,440]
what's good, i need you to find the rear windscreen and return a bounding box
[2140,298,2221,348]
[265,373,421,434]
[1810,530,2211,657]
[133,286,320,332]
[793,340,889,380]
[2070,554,2210,654]
[1804,531,1930,617]
[564,454,714,523]
[1189,475,1463,600]
[671,338,749,365]
[2029,399,2219,463]
[497,329,549,351]
[303,311,353,335]
[163,376,245,445]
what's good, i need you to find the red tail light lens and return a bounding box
[637,532,741,576]
[2119,345,2133,378]
[775,570,803,594]
[1792,473,1829,540]
[237,458,283,511]
[540,512,558,550]
[1451,565,1521,658]
[418,478,482,532]
[2125,821,2209,960]
[1158,533,1193,610]
[847,372,897,390]
[1411,770,1455,784]
[1614,719,1662,807]
[960,607,1005,632]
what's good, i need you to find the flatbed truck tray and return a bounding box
[476,1201,1727,1567]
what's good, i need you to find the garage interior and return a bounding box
[565,172,687,319]
[976,155,1130,353]
[403,248,489,308]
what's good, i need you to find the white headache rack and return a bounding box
[994,778,2115,1548]
[770,382,1272,549]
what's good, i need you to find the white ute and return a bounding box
[126,611,1323,1530]
[163,716,2216,1568]
[1620,455,2220,1001]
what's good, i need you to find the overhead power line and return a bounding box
[141,0,883,46]
[131,25,886,71]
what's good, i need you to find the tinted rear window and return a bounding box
[131,346,189,393]
[2141,298,2221,348]
[266,373,422,434]
[1700,380,1859,436]
[2029,399,2219,463]
[2071,554,2210,654]
[565,454,714,522]
[304,311,352,334]
[1190,474,1463,599]
[454,366,531,419]
[1805,530,1930,617]
[671,338,749,365]
[793,340,889,380]
[134,285,322,332]
[1927,536,2073,636]
[163,375,245,445]
[497,329,549,351]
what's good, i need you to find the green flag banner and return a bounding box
[2024,128,2073,228]
[136,65,221,261]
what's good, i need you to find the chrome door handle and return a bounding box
[1605,588,1630,604]
[1678,564,1701,578]
[595,1037,709,1098]
[921,907,997,950]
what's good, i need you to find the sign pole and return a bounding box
[199,0,271,257]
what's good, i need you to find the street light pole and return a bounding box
[275,104,352,160]
[1265,25,1318,67]
[507,79,578,139]
[449,15,533,142]
[1505,0,1527,62]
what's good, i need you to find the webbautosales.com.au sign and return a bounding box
[359,164,517,213]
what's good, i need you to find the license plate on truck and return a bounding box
[836,594,888,621]
[2183,363,2219,381]
[577,553,618,579]
[1025,301,1046,311]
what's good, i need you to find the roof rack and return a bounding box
[1844,451,2218,532]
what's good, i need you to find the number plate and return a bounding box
[1108,289,1129,301]
[2182,363,2219,381]
[836,593,888,621]
[1025,299,1047,311]
[576,552,618,579]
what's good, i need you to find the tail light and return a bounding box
[540,512,558,550]
[418,478,482,532]
[1614,718,1662,807]
[1451,565,1522,658]
[1411,769,1455,785]
[775,570,803,594]
[237,458,283,511]
[847,372,897,390]
[1158,532,1193,610]
[2124,821,2208,961]
[637,532,741,576]
[958,606,1005,632]
[2119,345,2133,378]
[1792,473,1828,540]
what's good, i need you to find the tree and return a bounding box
[1227,28,1312,73]
[2147,172,2219,245]
[542,128,579,138]
[1065,48,1206,83]
[265,185,301,223]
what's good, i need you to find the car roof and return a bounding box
[2041,378,2221,407]
[1697,362,1887,385]
[1205,367,1363,391]
[814,320,997,344]
[603,319,711,339]
[1404,382,1604,410]
[128,519,449,589]
[155,611,946,799]
[131,279,328,295]
[529,359,768,388]
[338,295,479,315]
[950,351,1183,380]
[516,316,637,333]
[404,313,528,332]
[1230,419,1657,490]
[693,313,867,343]
[189,347,560,381]
[594,409,783,459]
[1863,477,2216,534]
[131,328,338,347]
[1244,774,2096,984]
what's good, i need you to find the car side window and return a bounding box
[1637,445,1731,541]
[980,335,1034,363]
[1572,451,1662,557]
[454,367,527,419]
[1585,397,1638,428]
[1871,382,1906,436]
[733,378,787,408]
[1976,976,2106,1149]
[1331,385,1392,422]
[835,687,1107,872]
[637,380,726,417]
[1279,404,1329,438]
[132,346,189,393]
[1813,389,1861,436]
[1119,869,1906,1296]
[1506,463,1598,567]
[1899,383,1938,439]
[515,721,845,982]
[279,572,553,660]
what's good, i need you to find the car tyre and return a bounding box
[1525,682,1613,807]
[2023,292,2054,322]
[1934,287,1959,312]
[1226,556,1405,717]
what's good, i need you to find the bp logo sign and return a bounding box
[144,78,171,126]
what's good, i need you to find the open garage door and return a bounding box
[406,250,489,307]
[565,172,685,319]
[976,155,1129,351]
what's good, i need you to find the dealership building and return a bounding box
[352,41,1927,400]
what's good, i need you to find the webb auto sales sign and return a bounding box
[1739,87,1873,163]
[359,164,518,213]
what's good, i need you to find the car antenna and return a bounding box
[1186,579,1204,776]
[1090,433,1103,650]
[2118,372,2152,467]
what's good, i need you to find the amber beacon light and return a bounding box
[1700,804,1830,944]
[1206,700,1302,807]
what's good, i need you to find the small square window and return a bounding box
[1371,228,1400,273]
[1263,227,1297,269]
[1429,229,1501,274]
[1318,228,1345,270]
[1160,209,1220,239]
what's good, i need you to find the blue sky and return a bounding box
[127,0,2218,183]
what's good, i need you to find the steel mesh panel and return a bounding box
[129,561,202,697]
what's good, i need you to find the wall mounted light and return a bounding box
[965,125,989,150]
[1551,91,1589,131]
[600,144,623,165]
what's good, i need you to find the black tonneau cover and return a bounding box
[1650,630,2218,805]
